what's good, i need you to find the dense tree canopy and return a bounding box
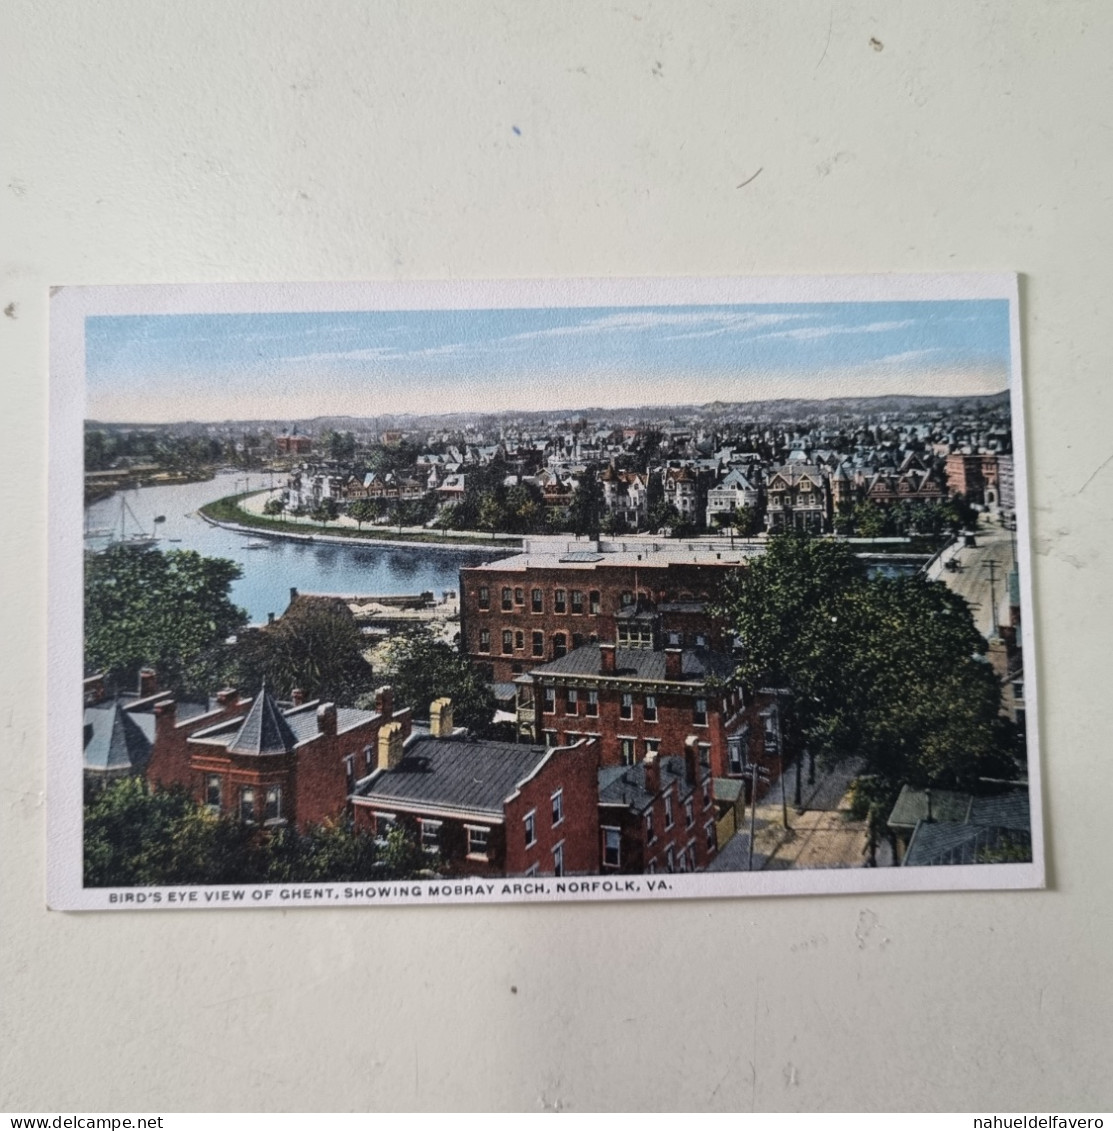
[717,533,1018,794]
[374,625,496,735]
[85,545,248,693]
[230,599,374,704]
[84,778,432,886]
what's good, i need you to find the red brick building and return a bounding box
[352,705,601,877]
[146,684,412,832]
[945,452,999,505]
[518,641,748,780]
[460,538,742,683]
[276,430,312,455]
[598,743,718,874]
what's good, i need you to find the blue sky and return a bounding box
[85,299,1011,422]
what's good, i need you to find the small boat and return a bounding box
[243,541,271,550]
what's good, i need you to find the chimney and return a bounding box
[317,702,337,737]
[289,586,299,604]
[430,697,454,738]
[377,721,404,771]
[267,612,275,625]
[374,685,394,719]
[291,688,305,706]
[216,687,238,707]
[665,648,683,680]
[137,668,158,699]
[684,735,700,786]
[600,642,616,674]
[644,750,661,795]
[153,697,176,738]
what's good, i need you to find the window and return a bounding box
[586,690,599,717]
[621,590,634,607]
[698,742,711,768]
[565,688,578,715]
[420,819,442,853]
[374,812,396,842]
[589,590,601,614]
[532,631,545,657]
[543,729,558,747]
[478,585,490,610]
[727,735,744,775]
[466,825,490,858]
[502,630,513,654]
[706,821,717,851]
[479,629,491,653]
[344,754,356,789]
[364,744,374,771]
[264,785,282,824]
[551,789,564,826]
[515,630,525,651]
[693,698,708,726]
[685,799,695,828]
[695,633,707,649]
[602,827,621,868]
[620,737,636,765]
[554,589,566,613]
[514,587,525,605]
[620,692,634,720]
[531,588,543,613]
[645,738,660,758]
[552,633,567,659]
[524,810,537,847]
[571,589,584,614]
[552,841,564,877]
[668,630,682,646]
[646,809,656,843]
[240,786,256,824]
[647,859,657,874]
[524,862,540,877]
[206,774,222,810]
[543,687,556,714]
[572,633,585,650]
[501,587,513,610]
[644,694,657,723]
[665,846,675,873]
[664,795,674,829]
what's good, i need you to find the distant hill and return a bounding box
[87,390,1011,433]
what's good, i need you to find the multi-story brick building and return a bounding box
[146,683,412,832]
[352,701,601,877]
[518,640,747,780]
[460,537,743,683]
[764,464,830,533]
[598,742,719,874]
[944,452,999,505]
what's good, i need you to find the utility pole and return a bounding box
[748,759,759,871]
[985,558,1000,637]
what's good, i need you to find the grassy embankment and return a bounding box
[199,494,524,549]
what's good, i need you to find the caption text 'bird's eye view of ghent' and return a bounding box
[78,291,1035,900]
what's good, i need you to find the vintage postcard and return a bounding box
[48,275,1042,909]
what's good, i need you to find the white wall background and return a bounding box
[2,0,1111,1112]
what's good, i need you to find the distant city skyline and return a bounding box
[86,299,1012,424]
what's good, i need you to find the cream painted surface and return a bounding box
[2,0,1112,1112]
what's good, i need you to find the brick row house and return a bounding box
[460,538,742,683]
[145,683,412,832]
[352,701,601,878]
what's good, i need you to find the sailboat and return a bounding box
[108,495,162,549]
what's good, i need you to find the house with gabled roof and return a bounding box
[351,703,601,877]
[146,683,412,832]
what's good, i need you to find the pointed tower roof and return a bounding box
[227,683,299,756]
[83,700,154,772]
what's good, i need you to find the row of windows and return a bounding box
[372,814,488,859]
[541,690,707,726]
[477,586,602,614]
[478,630,596,657]
[206,775,282,825]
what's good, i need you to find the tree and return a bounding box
[716,532,1018,799]
[375,625,496,735]
[567,467,602,538]
[85,545,248,693]
[348,498,379,529]
[310,497,339,527]
[231,598,374,703]
[262,497,285,516]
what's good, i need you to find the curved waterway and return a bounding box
[85,472,515,624]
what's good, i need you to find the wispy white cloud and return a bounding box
[752,319,917,343]
[501,309,815,344]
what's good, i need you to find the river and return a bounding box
[84,472,514,624]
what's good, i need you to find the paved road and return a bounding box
[927,519,1017,639]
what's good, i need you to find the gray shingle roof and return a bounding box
[355,736,555,819]
[83,701,155,772]
[227,686,299,756]
[598,755,696,810]
[532,644,734,683]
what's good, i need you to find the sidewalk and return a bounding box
[709,756,893,872]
